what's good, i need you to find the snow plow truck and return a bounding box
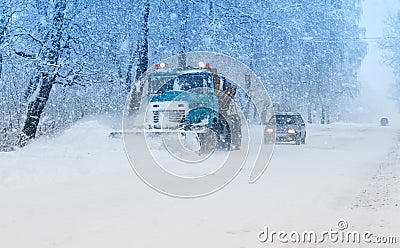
[141,61,242,151]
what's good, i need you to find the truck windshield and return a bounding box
[155,72,215,94]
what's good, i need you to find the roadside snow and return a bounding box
[0,120,127,188]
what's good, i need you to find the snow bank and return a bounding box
[0,119,128,188]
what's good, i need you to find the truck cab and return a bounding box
[144,64,241,151]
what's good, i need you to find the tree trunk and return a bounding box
[321,106,326,124]
[20,0,66,146]
[244,74,251,121]
[307,102,312,123]
[0,9,8,80]
[178,0,189,68]
[21,72,54,141]
[0,53,2,80]
[135,0,149,81]
[127,0,150,115]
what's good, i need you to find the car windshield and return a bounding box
[271,115,302,125]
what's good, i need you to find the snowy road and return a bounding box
[0,120,399,247]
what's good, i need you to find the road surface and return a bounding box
[0,120,399,247]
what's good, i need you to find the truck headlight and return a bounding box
[266,128,274,133]
[287,128,296,134]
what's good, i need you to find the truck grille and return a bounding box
[153,110,185,123]
[153,111,160,123]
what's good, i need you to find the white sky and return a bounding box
[355,0,400,123]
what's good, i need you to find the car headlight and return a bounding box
[266,128,274,133]
[287,128,296,134]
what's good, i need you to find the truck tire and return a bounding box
[215,120,231,151]
[230,116,241,150]
[198,128,216,155]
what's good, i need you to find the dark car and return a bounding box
[380,117,389,126]
[264,112,306,145]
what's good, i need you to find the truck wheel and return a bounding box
[264,137,273,144]
[230,118,241,150]
[216,120,231,151]
[198,128,216,155]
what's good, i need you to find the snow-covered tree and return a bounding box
[0,0,368,147]
[382,10,400,106]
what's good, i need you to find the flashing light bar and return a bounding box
[155,61,211,69]
[155,62,166,69]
